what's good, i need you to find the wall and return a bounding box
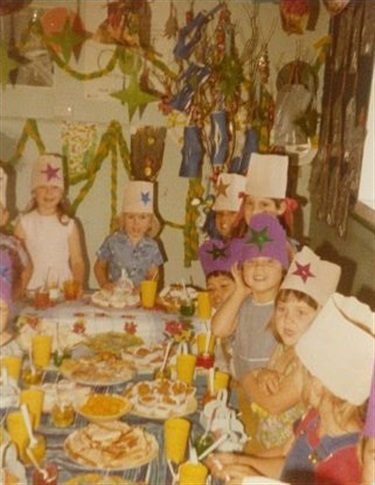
[0,0,330,289]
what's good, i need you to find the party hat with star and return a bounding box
[122,180,160,237]
[212,173,246,213]
[280,246,341,306]
[241,213,289,269]
[245,153,289,198]
[31,154,65,191]
[198,237,244,276]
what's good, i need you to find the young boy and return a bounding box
[211,212,289,379]
[94,180,164,291]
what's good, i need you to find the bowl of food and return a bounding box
[76,393,132,423]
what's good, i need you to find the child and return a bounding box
[361,360,375,485]
[94,180,164,291]
[13,154,85,293]
[240,246,341,455]
[208,172,247,241]
[211,212,289,379]
[0,163,32,298]
[207,293,374,485]
[0,250,22,356]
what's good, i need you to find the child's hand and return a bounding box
[257,369,281,394]
[231,262,252,297]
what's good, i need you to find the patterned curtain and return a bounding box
[310,0,375,237]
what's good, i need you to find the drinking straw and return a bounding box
[204,330,211,354]
[208,367,215,395]
[1,367,8,386]
[159,341,172,374]
[197,433,229,460]
[20,403,37,447]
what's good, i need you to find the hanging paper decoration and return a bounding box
[322,0,351,16]
[40,7,89,62]
[169,63,210,112]
[130,126,167,181]
[179,126,204,178]
[94,0,152,49]
[0,40,22,87]
[61,122,98,184]
[279,0,310,35]
[230,128,258,175]
[164,1,179,39]
[209,111,230,167]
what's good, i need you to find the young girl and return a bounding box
[94,180,164,291]
[0,163,32,298]
[212,212,289,379]
[207,293,374,485]
[13,154,85,293]
[207,172,247,241]
[240,246,341,455]
[0,250,22,356]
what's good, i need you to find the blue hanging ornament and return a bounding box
[179,126,204,178]
[169,63,211,112]
[209,111,230,167]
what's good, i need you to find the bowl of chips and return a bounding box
[76,393,132,423]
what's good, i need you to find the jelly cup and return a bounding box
[63,280,80,301]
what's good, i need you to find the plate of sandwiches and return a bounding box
[64,420,158,470]
[59,354,136,386]
[123,378,197,420]
[121,343,176,373]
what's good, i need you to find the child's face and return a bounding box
[242,257,283,297]
[214,211,237,239]
[207,274,235,309]
[0,298,9,334]
[243,195,285,225]
[122,213,153,241]
[34,185,63,214]
[0,203,9,228]
[275,296,317,347]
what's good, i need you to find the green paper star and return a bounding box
[207,243,228,261]
[247,227,273,251]
[45,17,89,62]
[0,40,21,87]
[110,75,159,121]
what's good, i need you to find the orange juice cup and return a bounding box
[179,461,208,485]
[196,332,216,355]
[197,291,212,320]
[176,354,197,385]
[0,355,23,381]
[63,280,80,300]
[140,280,158,308]
[6,411,30,459]
[20,389,45,429]
[214,370,231,393]
[32,334,52,369]
[164,417,191,465]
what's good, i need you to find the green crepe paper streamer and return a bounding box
[183,178,204,267]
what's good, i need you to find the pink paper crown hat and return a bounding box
[0,250,12,306]
[245,153,289,198]
[198,238,245,276]
[280,246,341,306]
[31,154,65,191]
[296,293,375,405]
[122,180,160,236]
[240,213,289,269]
[212,173,246,213]
[0,166,7,208]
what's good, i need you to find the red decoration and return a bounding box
[279,0,310,35]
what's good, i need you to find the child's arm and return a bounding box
[211,262,251,338]
[241,363,303,415]
[94,257,113,291]
[68,222,85,286]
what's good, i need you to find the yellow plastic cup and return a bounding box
[0,355,23,381]
[179,461,208,485]
[164,417,191,465]
[196,332,216,355]
[214,370,231,393]
[197,291,212,319]
[176,354,197,385]
[140,280,158,308]
[20,389,45,429]
[32,334,52,369]
[6,411,29,459]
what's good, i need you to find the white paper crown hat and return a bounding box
[212,173,246,212]
[31,154,65,191]
[245,153,289,198]
[0,166,7,208]
[122,180,160,236]
[296,293,375,405]
[280,246,341,306]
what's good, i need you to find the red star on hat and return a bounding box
[41,163,61,182]
[292,262,315,283]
